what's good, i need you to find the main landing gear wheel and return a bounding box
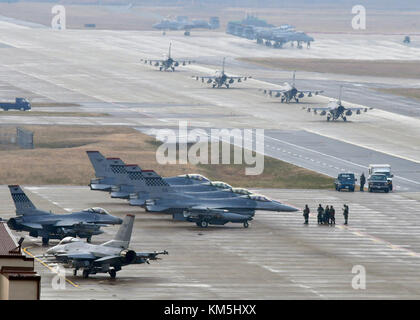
[82,269,90,279]
[109,269,117,279]
[199,220,208,228]
[243,221,249,228]
[73,269,78,276]
[343,116,347,122]
[86,236,91,243]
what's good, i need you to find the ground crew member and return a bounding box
[360,173,366,192]
[303,204,310,225]
[330,205,336,225]
[343,204,349,225]
[317,204,324,225]
[324,205,330,225]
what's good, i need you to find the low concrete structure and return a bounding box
[0,222,40,300]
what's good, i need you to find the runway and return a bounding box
[2,185,420,299]
[0,22,419,193]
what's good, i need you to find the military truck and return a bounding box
[334,172,356,192]
[368,164,393,191]
[0,98,31,111]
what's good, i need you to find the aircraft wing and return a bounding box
[193,75,217,80]
[346,106,372,112]
[261,89,288,96]
[134,251,169,264]
[176,60,195,66]
[20,222,43,230]
[56,253,96,261]
[93,255,121,266]
[53,220,103,228]
[140,59,163,66]
[303,106,332,114]
[298,90,324,96]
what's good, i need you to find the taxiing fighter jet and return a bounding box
[261,71,323,103]
[43,214,168,278]
[193,57,251,88]
[303,86,372,121]
[140,43,194,72]
[7,185,123,245]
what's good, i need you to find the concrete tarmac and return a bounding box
[2,185,420,299]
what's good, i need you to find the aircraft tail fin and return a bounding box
[86,151,107,178]
[292,70,296,87]
[338,85,343,104]
[141,170,172,193]
[168,42,172,59]
[222,57,225,73]
[8,185,37,215]
[102,214,134,249]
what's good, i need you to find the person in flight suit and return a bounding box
[360,173,366,192]
[330,205,336,225]
[317,204,324,225]
[303,204,310,225]
[343,204,349,225]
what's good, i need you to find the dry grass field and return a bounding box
[240,58,420,79]
[374,88,420,100]
[0,125,333,188]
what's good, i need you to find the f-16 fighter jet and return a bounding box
[43,214,168,278]
[7,185,122,245]
[261,71,323,103]
[140,43,194,71]
[303,86,372,121]
[193,57,251,88]
[131,170,298,228]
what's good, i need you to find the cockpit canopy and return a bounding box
[57,237,80,245]
[82,207,109,215]
[248,194,271,202]
[231,187,252,195]
[210,181,232,189]
[178,174,210,182]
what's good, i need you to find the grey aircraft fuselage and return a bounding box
[44,215,167,278]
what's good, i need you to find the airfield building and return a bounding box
[0,222,40,300]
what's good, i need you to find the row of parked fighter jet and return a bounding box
[2,151,297,279]
[4,186,167,278]
[141,44,371,121]
[87,150,298,229]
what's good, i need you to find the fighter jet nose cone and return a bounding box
[117,218,123,224]
[275,201,299,212]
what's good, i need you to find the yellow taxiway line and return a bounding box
[23,247,80,288]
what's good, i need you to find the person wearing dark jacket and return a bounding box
[343,204,349,225]
[330,205,336,225]
[360,173,366,192]
[317,204,324,225]
[324,205,330,225]
[303,205,310,225]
